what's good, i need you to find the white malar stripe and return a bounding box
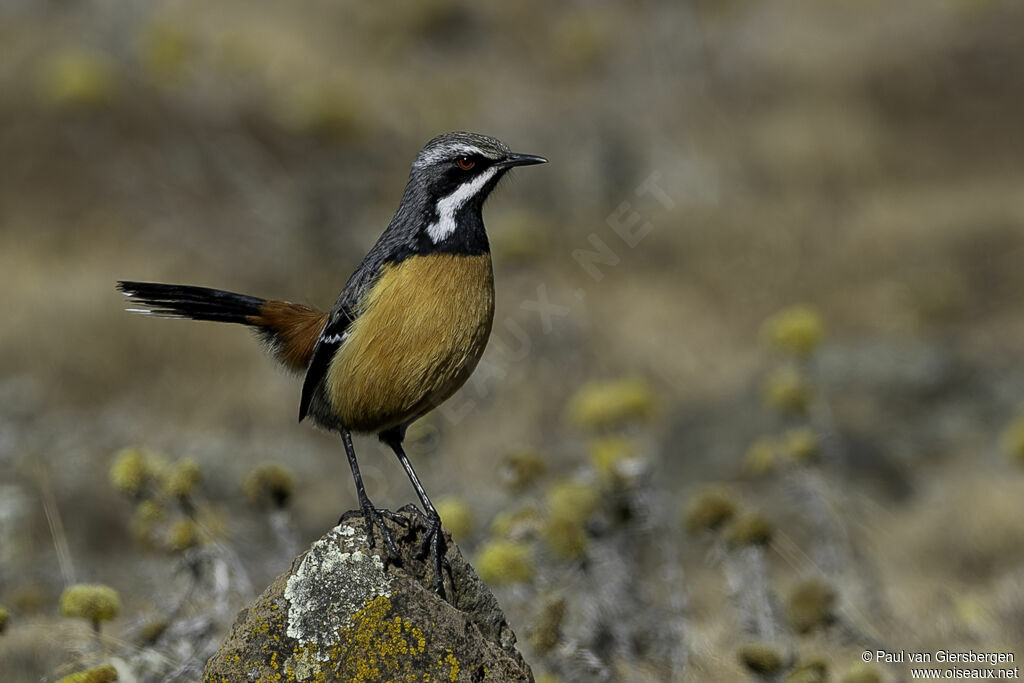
[426,166,499,244]
[415,143,486,168]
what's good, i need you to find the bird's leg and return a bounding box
[382,433,451,599]
[339,428,400,561]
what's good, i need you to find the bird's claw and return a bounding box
[415,514,452,599]
[339,505,401,563]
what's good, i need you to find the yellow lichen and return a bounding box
[280,593,474,683]
[442,650,460,682]
[338,596,426,681]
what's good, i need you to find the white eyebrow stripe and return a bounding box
[415,143,488,167]
[426,166,499,243]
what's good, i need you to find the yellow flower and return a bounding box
[787,658,829,683]
[140,22,191,86]
[546,480,600,525]
[273,78,363,140]
[435,497,473,541]
[167,519,199,552]
[489,506,542,540]
[724,512,774,547]
[60,584,120,625]
[541,516,588,560]
[744,436,780,475]
[55,665,119,683]
[763,366,811,414]
[1001,413,1024,465]
[109,448,149,497]
[242,463,296,508]
[738,642,784,676]
[761,305,824,356]
[135,500,165,522]
[588,437,642,483]
[565,378,656,430]
[499,450,546,491]
[785,578,836,633]
[527,596,566,655]
[164,458,201,499]
[683,486,737,534]
[38,48,118,108]
[783,427,820,464]
[841,663,882,683]
[475,540,534,585]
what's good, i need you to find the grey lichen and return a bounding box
[205,510,534,681]
[283,523,392,661]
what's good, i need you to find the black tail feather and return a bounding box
[116,281,266,324]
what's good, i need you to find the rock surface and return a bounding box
[204,510,533,682]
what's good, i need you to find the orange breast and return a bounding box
[326,253,494,433]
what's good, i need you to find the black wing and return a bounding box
[299,220,400,422]
[298,311,351,421]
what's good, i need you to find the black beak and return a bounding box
[498,152,548,168]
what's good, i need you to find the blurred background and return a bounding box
[2,0,1024,681]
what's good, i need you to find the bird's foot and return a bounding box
[339,504,401,563]
[415,513,452,600]
[396,502,429,524]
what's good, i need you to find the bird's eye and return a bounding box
[456,157,475,170]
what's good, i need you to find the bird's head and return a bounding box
[406,131,547,246]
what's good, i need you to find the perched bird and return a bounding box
[118,132,546,597]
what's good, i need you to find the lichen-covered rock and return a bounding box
[204,511,533,682]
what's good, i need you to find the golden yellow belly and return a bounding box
[326,253,494,433]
